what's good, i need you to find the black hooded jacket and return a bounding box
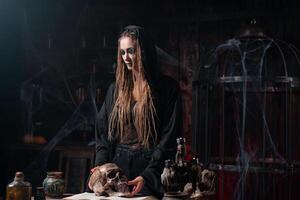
[94,26,182,198]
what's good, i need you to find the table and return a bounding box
[32,194,158,200]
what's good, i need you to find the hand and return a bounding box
[126,176,144,197]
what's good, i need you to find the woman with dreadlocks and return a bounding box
[90,25,182,198]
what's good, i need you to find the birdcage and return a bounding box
[192,33,300,200]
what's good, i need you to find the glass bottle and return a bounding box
[34,187,46,200]
[6,172,32,200]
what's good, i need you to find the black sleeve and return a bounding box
[94,83,116,166]
[140,81,182,198]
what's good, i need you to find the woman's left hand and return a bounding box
[126,176,144,197]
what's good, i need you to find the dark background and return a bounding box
[1,0,299,199]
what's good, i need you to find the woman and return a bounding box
[91,25,181,198]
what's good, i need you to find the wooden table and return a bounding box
[32,195,158,200]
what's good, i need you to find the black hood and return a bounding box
[121,25,161,88]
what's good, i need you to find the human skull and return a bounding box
[89,163,129,196]
[199,169,216,196]
[184,169,216,199]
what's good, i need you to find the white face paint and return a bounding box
[120,37,136,70]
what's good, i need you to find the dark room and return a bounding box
[0,0,300,199]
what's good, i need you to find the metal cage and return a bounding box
[192,36,300,200]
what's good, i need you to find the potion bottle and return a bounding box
[175,137,186,167]
[6,172,32,200]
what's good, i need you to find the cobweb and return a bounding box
[20,62,109,185]
[194,36,300,200]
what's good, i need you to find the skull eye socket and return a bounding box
[107,171,118,179]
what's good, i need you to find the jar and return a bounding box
[6,172,32,200]
[42,172,64,198]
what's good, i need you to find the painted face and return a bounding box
[120,37,136,70]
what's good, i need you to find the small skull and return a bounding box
[89,163,129,196]
[184,169,216,199]
[199,169,216,196]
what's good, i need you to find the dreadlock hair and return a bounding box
[108,30,157,148]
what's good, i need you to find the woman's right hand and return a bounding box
[126,176,145,197]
